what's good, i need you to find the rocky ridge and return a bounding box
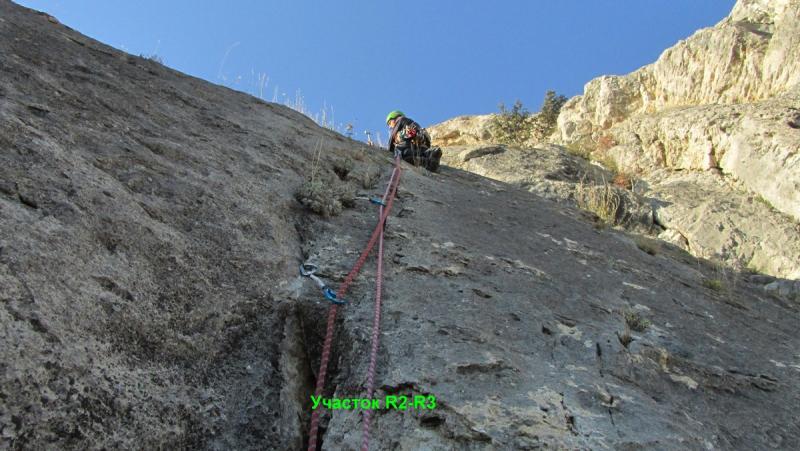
[2,1,800,450]
[431,0,800,286]
[427,114,496,148]
[555,0,800,282]
[558,0,800,137]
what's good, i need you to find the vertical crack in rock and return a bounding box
[291,299,355,450]
[559,396,578,436]
[278,311,315,450]
[596,342,605,378]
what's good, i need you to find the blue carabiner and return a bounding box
[370,197,386,207]
[323,286,347,305]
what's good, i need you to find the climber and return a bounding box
[386,110,442,172]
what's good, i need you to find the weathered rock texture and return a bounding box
[1,2,377,448]
[554,0,800,280]
[600,89,800,223]
[3,1,800,450]
[559,0,800,134]
[310,160,800,450]
[438,142,800,281]
[437,144,657,232]
[432,0,800,281]
[557,0,800,225]
[427,114,495,147]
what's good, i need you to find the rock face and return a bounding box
[557,0,800,226]
[431,0,800,282]
[603,89,800,222]
[558,0,800,279]
[645,169,800,279]
[559,0,800,135]
[440,144,600,201]
[427,114,495,147]
[1,2,376,448]
[310,161,800,450]
[437,140,800,281]
[438,144,654,227]
[3,1,800,450]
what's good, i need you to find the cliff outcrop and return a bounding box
[557,0,800,225]
[427,114,495,147]
[433,0,800,283]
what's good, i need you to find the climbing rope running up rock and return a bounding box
[306,155,403,451]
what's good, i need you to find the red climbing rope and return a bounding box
[360,165,389,451]
[307,156,402,451]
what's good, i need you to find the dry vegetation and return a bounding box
[576,179,624,226]
[294,143,381,217]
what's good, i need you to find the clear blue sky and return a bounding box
[15,0,736,143]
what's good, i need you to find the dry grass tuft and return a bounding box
[294,140,355,217]
[702,278,724,292]
[618,309,651,349]
[565,142,592,160]
[576,179,623,226]
[617,325,633,349]
[624,310,651,333]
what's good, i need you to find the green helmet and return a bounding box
[386,110,404,124]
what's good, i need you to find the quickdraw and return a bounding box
[369,197,386,207]
[353,196,388,207]
[299,263,347,305]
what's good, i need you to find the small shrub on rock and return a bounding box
[531,90,568,140]
[294,171,354,217]
[490,100,531,145]
[295,178,342,217]
[624,310,651,332]
[565,142,592,159]
[612,172,634,190]
[356,166,381,189]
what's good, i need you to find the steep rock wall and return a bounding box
[559,0,800,145]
